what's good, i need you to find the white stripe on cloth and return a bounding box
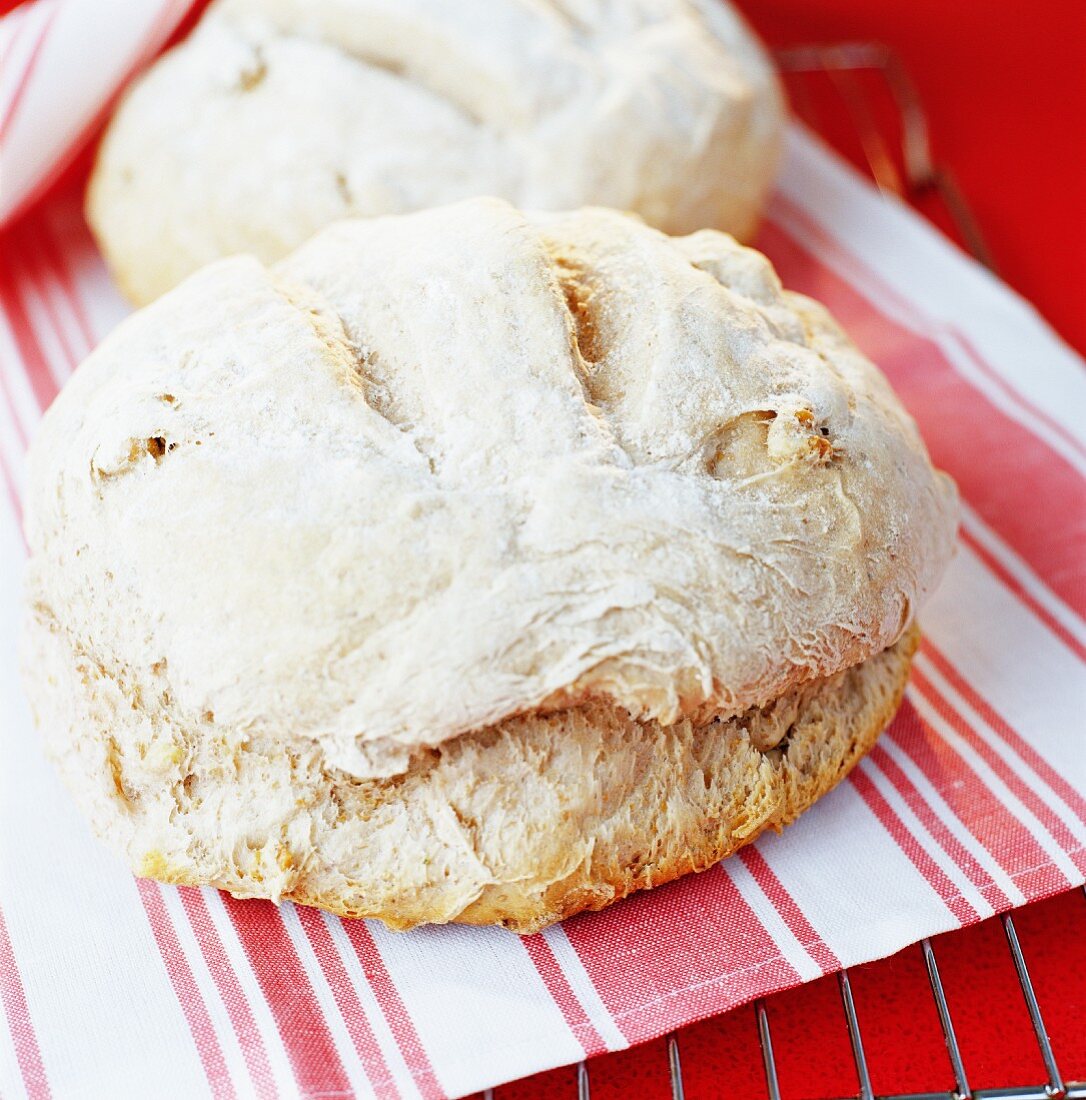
[280,904,380,1100]
[158,886,257,1100]
[776,126,1086,453]
[905,688,1080,888]
[366,922,584,1099]
[922,546,1086,803]
[40,203,130,344]
[722,860,823,983]
[0,521,209,1100]
[322,913,427,1100]
[0,0,58,130]
[3,250,73,393]
[0,2,32,83]
[856,755,997,920]
[199,889,299,1100]
[876,736,1028,909]
[538,925,628,1053]
[915,653,1086,855]
[958,503,1086,649]
[0,378,27,503]
[750,782,963,969]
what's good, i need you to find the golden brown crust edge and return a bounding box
[26,603,918,937]
[292,625,920,934]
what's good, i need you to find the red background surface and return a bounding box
[2,0,1082,1095]
[495,890,1086,1098]
[3,0,1083,352]
[745,0,1086,357]
[482,2,1086,1095]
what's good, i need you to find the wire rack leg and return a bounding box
[1001,914,1066,1099]
[576,1060,590,1100]
[666,1033,685,1100]
[921,937,972,1100]
[773,41,997,269]
[755,1000,783,1100]
[838,969,876,1100]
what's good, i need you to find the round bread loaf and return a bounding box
[22,200,958,932]
[86,0,785,305]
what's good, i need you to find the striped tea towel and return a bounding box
[1,3,1084,1097]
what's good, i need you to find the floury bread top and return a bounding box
[86,0,785,303]
[24,199,958,780]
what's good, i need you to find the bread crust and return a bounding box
[86,0,785,304]
[24,202,958,789]
[22,198,955,934]
[25,603,918,934]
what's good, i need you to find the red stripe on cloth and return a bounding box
[560,864,801,1045]
[0,349,31,448]
[848,765,979,926]
[948,326,1086,466]
[177,888,277,1099]
[33,217,98,353]
[0,2,55,136]
[921,639,1086,827]
[758,219,1086,623]
[219,894,351,1099]
[958,526,1086,663]
[522,935,608,1058]
[0,445,24,533]
[887,697,1067,899]
[0,903,51,1100]
[0,341,28,529]
[293,907,399,1100]
[135,880,234,1099]
[0,222,71,533]
[0,4,30,59]
[870,728,1012,911]
[736,847,840,973]
[339,921,444,1100]
[0,6,31,99]
[8,224,88,373]
[0,258,61,413]
[766,191,1086,466]
[0,303,30,536]
[908,668,1086,881]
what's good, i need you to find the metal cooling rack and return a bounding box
[774,40,997,271]
[673,901,1083,1100]
[484,893,1085,1100]
[483,43,1084,1100]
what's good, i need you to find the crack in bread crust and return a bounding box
[25,202,958,786]
[24,605,919,934]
